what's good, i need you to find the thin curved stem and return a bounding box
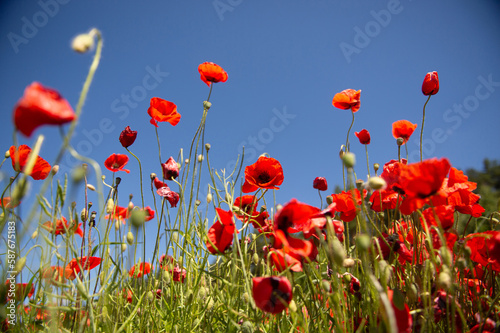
[345,111,355,152]
[126,148,144,209]
[420,95,432,161]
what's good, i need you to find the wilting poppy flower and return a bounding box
[156,187,180,207]
[198,62,228,86]
[252,276,293,314]
[313,177,328,191]
[392,120,417,144]
[148,97,180,127]
[65,256,101,280]
[422,71,439,96]
[355,129,371,145]
[9,145,51,180]
[129,262,152,278]
[13,82,76,137]
[153,177,167,189]
[206,208,238,254]
[104,154,130,173]
[242,156,284,193]
[43,217,84,237]
[162,157,179,180]
[119,126,137,148]
[332,89,361,113]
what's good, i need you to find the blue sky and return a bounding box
[1,0,500,269]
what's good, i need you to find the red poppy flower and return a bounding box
[143,206,155,221]
[447,188,484,217]
[206,208,238,254]
[242,156,284,193]
[269,248,303,272]
[42,266,68,284]
[422,71,439,96]
[119,126,137,148]
[104,154,130,173]
[466,231,500,272]
[129,262,152,278]
[156,187,180,207]
[392,120,417,144]
[13,82,76,137]
[159,257,186,283]
[105,205,129,224]
[369,189,402,212]
[1,197,20,209]
[5,281,35,301]
[147,97,180,127]
[65,256,101,280]
[273,229,317,261]
[313,177,328,191]
[387,289,413,333]
[398,158,451,215]
[274,199,321,234]
[380,159,407,193]
[252,276,293,314]
[488,232,500,266]
[42,217,84,237]
[420,205,455,230]
[355,129,371,145]
[326,190,365,222]
[332,89,361,113]
[198,62,228,86]
[162,157,179,180]
[9,145,51,180]
[233,195,264,226]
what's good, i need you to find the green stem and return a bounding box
[420,95,432,162]
[126,148,144,209]
[365,144,370,178]
[345,110,355,153]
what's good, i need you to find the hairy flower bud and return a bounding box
[126,232,134,245]
[71,33,94,53]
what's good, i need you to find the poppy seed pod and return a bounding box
[203,101,212,109]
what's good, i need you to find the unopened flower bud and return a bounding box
[130,209,146,228]
[86,184,96,191]
[51,165,59,175]
[373,163,380,173]
[205,143,211,151]
[5,150,10,158]
[368,176,387,190]
[106,199,114,214]
[126,232,134,245]
[121,243,127,252]
[195,199,201,206]
[115,221,120,231]
[203,101,212,110]
[343,258,355,268]
[31,230,38,239]
[330,236,345,266]
[14,257,26,272]
[326,195,333,205]
[356,234,371,252]
[288,300,297,312]
[252,253,259,265]
[206,193,213,204]
[339,146,345,159]
[342,152,356,168]
[437,271,451,290]
[355,179,364,191]
[147,291,154,302]
[198,154,204,163]
[172,232,179,243]
[71,33,94,53]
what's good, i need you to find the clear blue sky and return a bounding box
[1,0,500,268]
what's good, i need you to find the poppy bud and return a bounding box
[119,126,137,148]
[106,199,114,214]
[126,232,134,245]
[162,157,179,180]
[437,271,451,290]
[252,253,259,265]
[81,208,88,222]
[197,154,204,163]
[373,163,380,173]
[172,232,179,243]
[203,101,212,110]
[31,230,38,239]
[368,176,386,190]
[356,179,364,191]
[342,152,356,168]
[115,221,120,230]
[356,234,371,252]
[14,257,26,272]
[343,258,355,268]
[422,71,439,96]
[205,143,211,151]
[5,150,10,158]
[71,33,94,53]
[121,243,127,252]
[326,195,333,205]
[130,209,146,228]
[150,173,157,180]
[206,193,213,204]
[51,165,59,175]
[354,129,371,145]
[313,177,328,191]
